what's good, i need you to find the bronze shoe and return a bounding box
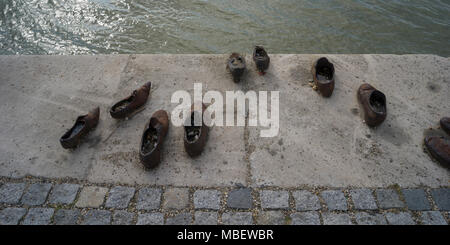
[110,82,151,119]
[311,57,335,97]
[227,53,246,83]
[60,107,100,149]
[139,110,169,169]
[184,103,209,157]
[253,46,270,75]
[440,117,450,135]
[357,83,387,127]
[424,136,450,167]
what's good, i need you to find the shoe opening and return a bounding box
[229,53,244,67]
[316,57,334,80]
[232,57,243,65]
[141,126,158,154]
[369,90,386,114]
[254,46,267,58]
[112,92,136,112]
[185,112,201,143]
[61,120,85,140]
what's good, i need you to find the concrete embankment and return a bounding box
[0,54,448,188]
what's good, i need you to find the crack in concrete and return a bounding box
[241,70,253,187]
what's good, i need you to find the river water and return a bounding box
[1,0,449,56]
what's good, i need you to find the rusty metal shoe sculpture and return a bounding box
[60,107,100,149]
[184,103,209,157]
[110,82,151,119]
[357,83,387,127]
[311,57,335,97]
[253,46,270,75]
[440,117,450,135]
[424,136,450,167]
[139,110,169,169]
[227,53,246,83]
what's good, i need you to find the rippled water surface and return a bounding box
[1,0,449,55]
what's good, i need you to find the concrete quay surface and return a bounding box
[0,54,448,188]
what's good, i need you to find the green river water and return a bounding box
[1,0,449,56]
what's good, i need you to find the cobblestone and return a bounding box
[137,187,162,211]
[137,212,164,225]
[293,191,321,211]
[112,210,135,225]
[194,211,218,225]
[0,183,26,204]
[53,209,80,225]
[166,212,192,225]
[355,212,387,225]
[430,188,450,211]
[0,177,448,225]
[385,212,415,225]
[420,211,447,225]
[227,188,253,209]
[105,186,135,209]
[322,212,353,225]
[75,186,108,208]
[350,189,377,210]
[257,211,286,225]
[49,184,80,205]
[21,183,52,206]
[82,210,111,225]
[320,190,348,211]
[401,189,431,211]
[260,190,289,209]
[0,207,27,225]
[194,190,221,210]
[222,212,253,225]
[376,189,405,209]
[22,208,54,225]
[291,211,321,225]
[163,188,189,210]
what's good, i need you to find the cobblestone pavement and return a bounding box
[0,177,448,225]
